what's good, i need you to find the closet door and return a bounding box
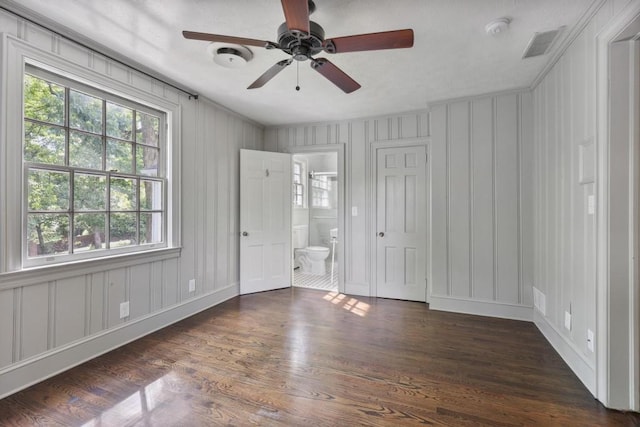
[375,145,427,301]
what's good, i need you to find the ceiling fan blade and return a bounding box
[183,31,271,48]
[248,59,293,89]
[310,58,361,94]
[281,0,310,34]
[323,29,414,53]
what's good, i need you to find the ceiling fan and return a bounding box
[182,0,414,93]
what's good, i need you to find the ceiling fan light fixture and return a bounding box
[208,43,253,68]
[185,0,414,92]
[485,17,511,35]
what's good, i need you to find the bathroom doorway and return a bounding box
[291,146,343,292]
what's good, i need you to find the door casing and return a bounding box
[595,2,640,410]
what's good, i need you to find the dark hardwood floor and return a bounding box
[1,287,638,426]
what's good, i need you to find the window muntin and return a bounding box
[23,67,166,263]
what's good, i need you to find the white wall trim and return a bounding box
[596,0,640,410]
[429,295,532,321]
[264,109,430,133]
[427,86,531,109]
[534,311,597,395]
[0,283,239,399]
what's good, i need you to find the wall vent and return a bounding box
[522,27,564,59]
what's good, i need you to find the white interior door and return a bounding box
[375,145,427,301]
[240,149,292,294]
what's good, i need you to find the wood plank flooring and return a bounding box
[1,287,638,426]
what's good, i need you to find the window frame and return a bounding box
[22,65,168,267]
[1,37,180,273]
[292,160,306,208]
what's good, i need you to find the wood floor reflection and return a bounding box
[1,287,638,426]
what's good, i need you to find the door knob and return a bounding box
[378,232,384,237]
[242,231,248,236]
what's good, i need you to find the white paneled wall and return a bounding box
[0,10,263,398]
[266,97,532,319]
[531,0,633,396]
[430,92,533,319]
[266,112,428,295]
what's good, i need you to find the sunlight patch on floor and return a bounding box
[323,291,370,317]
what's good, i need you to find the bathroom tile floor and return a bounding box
[293,261,338,291]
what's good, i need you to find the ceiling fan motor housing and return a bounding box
[277,21,325,60]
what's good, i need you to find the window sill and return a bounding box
[0,247,181,290]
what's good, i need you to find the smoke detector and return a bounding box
[207,43,253,68]
[485,17,511,35]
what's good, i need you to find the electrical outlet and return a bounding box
[587,329,594,352]
[564,311,571,330]
[119,301,129,319]
[188,279,196,293]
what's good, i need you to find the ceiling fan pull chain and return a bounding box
[296,61,301,91]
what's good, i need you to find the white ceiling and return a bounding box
[6,0,593,126]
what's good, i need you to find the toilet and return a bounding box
[293,225,330,275]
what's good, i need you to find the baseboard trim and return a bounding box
[428,295,533,321]
[533,311,596,395]
[0,284,238,399]
[344,281,370,297]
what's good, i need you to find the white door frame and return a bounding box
[369,138,430,301]
[596,1,640,410]
[287,144,346,294]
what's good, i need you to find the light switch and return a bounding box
[564,311,571,330]
[352,206,358,216]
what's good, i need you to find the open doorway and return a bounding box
[292,151,339,291]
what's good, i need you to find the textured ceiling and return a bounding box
[6,0,594,126]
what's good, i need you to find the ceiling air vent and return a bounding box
[522,27,564,59]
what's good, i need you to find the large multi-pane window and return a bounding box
[23,66,166,263]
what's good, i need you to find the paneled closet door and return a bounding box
[375,145,427,301]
